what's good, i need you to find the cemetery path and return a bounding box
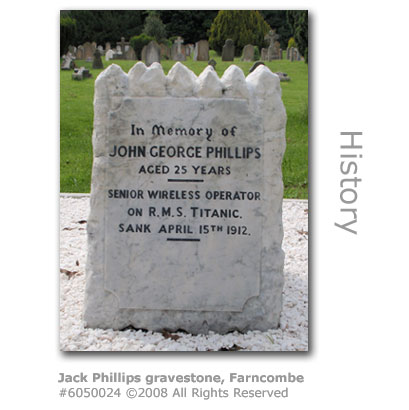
[59,196,308,351]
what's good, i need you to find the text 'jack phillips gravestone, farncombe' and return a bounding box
[84,61,286,334]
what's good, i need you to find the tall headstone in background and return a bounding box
[105,42,111,51]
[125,47,136,60]
[242,44,255,61]
[83,42,94,61]
[141,45,147,61]
[194,40,209,61]
[288,47,301,61]
[159,43,170,59]
[260,48,267,61]
[84,62,287,334]
[76,45,84,60]
[145,41,160,66]
[222,39,235,61]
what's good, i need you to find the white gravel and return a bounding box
[60,196,308,351]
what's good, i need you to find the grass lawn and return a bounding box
[60,54,308,198]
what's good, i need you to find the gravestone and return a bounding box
[141,45,147,61]
[117,37,129,54]
[76,45,84,60]
[114,45,123,59]
[105,49,114,61]
[125,47,136,60]
[275,72,290,82]
[265,30,280,61]
[83,42,94,61]
[260,48,267,61]
[61,54,74,70]
[84,62,286,334]
[159,43,170,59]
[222,39,235,61]
[171,37,186,61]
[92,49,104,69]
[105,42,111,51]
[288,47,301,62]
[194,40,209,61]
[145,41,160,66]
[72,66,92,80]
[68,45,76,55]
[242,44,255,62]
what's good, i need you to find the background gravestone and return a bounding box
[105,49,114,61]
[141,45,147,61]
[144,41,160,66]
[125,47,136,60]
[159,43,170,59]
[92,49,103,69]
[76,45,84,60]
[242,44,255,62]
[84,62,287,334]
[194,40,209,61]
[83,42,94,61]
[114,45,123,59]
[61,54,74,70]
[222,39,235,61]
[72,66,92,81]
[260,48,267,61]
[265,30,280,61]
[171,36,186,61]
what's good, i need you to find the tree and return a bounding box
[60,14,76,55]
[67,10,147,46]
[130,34,154,59]
[158,10,218,43]
[286,10,308,63]
[143,12,166,43]
[209,10,271,56]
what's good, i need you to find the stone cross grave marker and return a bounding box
[84,62,286,334]
[118,37,128,53]
[172,36,186,61]
[265,30,280,60]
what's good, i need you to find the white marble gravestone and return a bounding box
[84,62,286,334]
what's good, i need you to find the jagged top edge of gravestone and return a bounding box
[94,61,281,100]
